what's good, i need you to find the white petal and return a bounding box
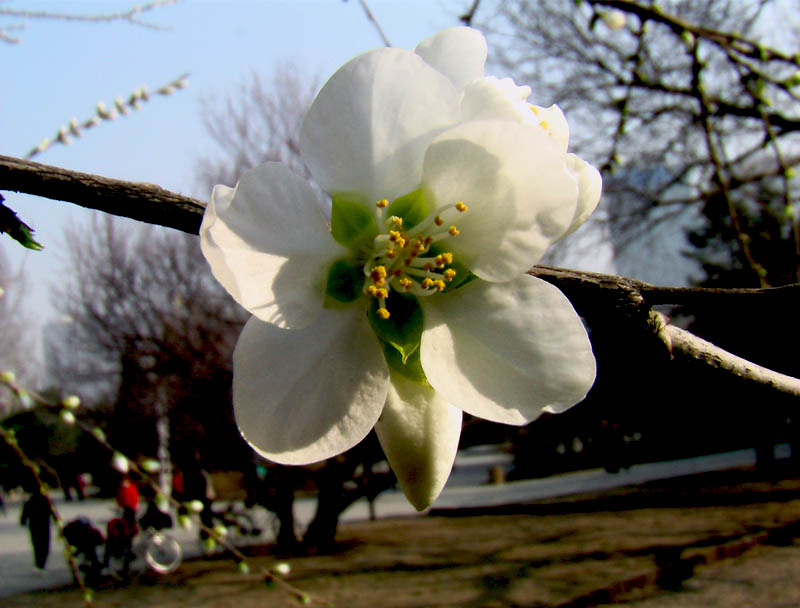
[375,376,462,511]
[233,308,389,464]
[300,48,459,205]
[422,120,579,281]
[200,162,345,329]
[420,275,596,425]
[461,79,571,152]
[414,26,487,89]
[560,153,603,238]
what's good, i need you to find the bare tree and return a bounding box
[0,246,34,408]
[196,64,319,192]
[481,0,800,286]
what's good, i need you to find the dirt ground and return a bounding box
[6,465,800,608]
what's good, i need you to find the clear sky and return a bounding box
[1,0,616,364]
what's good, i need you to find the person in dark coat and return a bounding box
[20,491,52,571]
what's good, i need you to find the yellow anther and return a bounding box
[368,285,377,296]
[434,280,446,292]
[530,104,539,115]
[371,266,387,282]
[399,277,413,290]
[539,120,549,131]
[421,278,433,289]
[391,216,403,227]
[378,288,388,299]
[424,262,434,271]
[388,230,406,248]
[448,225,460,236]
[455,201,468,212]
[444,268,457,282]
[386,248,397,259]
[441,252,453,264]
[377,307,390,320]
[376,199,388,208]
[434,215,444,226]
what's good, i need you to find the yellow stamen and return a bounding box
[530,105,539,115]
[386,248,397,259]
[388,230,406,248]
[455,201,468,212]
[539,120,549,131]
[434,280,446,292]
[434,216,443,226]
[443,268,457,282]
[399,277,413,290]
[448,225,460,236]
[421,278,433,289]
[377,307,390,320]
[371,266,387,282]
[376,199,388,208]
[391,216,403,228]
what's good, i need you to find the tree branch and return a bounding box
[1,155,798,398]
[0,155,204,234]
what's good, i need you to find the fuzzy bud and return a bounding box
[62,395,81,409]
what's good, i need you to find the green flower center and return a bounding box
[324,188,474,384]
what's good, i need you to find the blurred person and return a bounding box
[20,490,52,572]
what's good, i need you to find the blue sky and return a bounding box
[2,0,475,331]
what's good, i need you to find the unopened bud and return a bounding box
[178,514,193,530]
[111,452,129,474]
[0,370,15,384]
[92,427,106,442]
[62,395,80,409]
[238,561,251,575]
[187,499,204,514]
[213,523,228,538]
[273,562,291,576]
[60,410,76,425]
[141,458,160,473]
[601,9,626,30]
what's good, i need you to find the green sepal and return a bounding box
[386,188,430,230]
[324,258,364,303]
[330,194,377,250]
[381,339,430,386]
[367,293,423,364]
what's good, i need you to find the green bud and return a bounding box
[0,370,15,384]
[238,561,251,575]
[61,395,80,409]
[59,410,76,426]
[91,427,106,442]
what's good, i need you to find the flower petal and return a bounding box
[420,275,596,425]
[460,79,570,152]
[233,308,389,464]
[200,162,345,329]
[414,26,488,89]
[422,120,579,281]
[375,375,462,511]
[560,153,603,238]
[300,48,459,205]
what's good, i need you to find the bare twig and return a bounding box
[354,0,391,47]
[25,73,190,160]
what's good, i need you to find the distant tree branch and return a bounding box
[1,155,798,396]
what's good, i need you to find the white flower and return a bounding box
[201,27,599,510]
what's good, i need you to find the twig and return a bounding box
[650,311,800,399]
[355,0,391,47]
[25,73,190,160]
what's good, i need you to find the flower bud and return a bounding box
[178,514,193,530]
[0,370,15,384]
[238,561,250,575]
[273,562,291,576]
[92,427,106,442]
[187,499,204,514]
[141,458,160,473]
[60,410,76,426]
[601,10,626,30]
[213,523,228,538]
[111,452,129,474]
[62,395,81,409]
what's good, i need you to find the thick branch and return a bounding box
[2,155,798,398]
[0,155,205,234]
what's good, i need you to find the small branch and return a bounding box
[0,155,204,234]
[0,0,177,31]
[355,0,391,47]
[651,311,800,399]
